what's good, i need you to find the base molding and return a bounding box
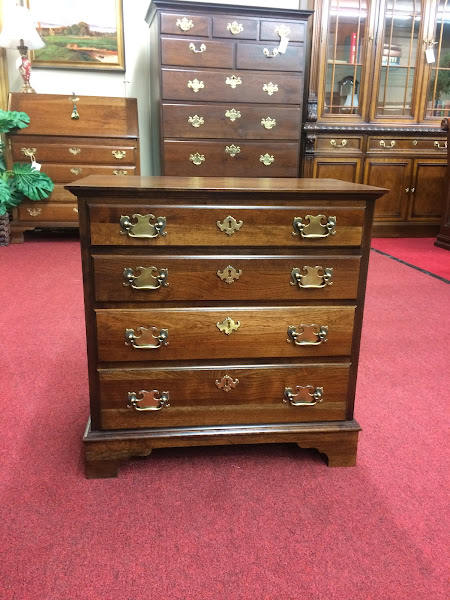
[83,419,362,478]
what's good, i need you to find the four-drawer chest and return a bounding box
[67,175,386,478]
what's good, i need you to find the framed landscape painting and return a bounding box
[28,0,125,70]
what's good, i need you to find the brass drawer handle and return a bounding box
[112,150,127,159]
[69,147,81,155]
[292,215,337,239]
[73,207,78,213]
[330,139,347,148]
[113,169,127,176]
[263,24,290,58]
[290,266,334,288]
[287,324,328,346]
[405,187,410,193]
[379,140,396,148]
[227,21,243,35]
[434,140,447,149]
[217,265,242,284]
[119,214,167,238]
[217,215,243,236]
[190,152,205,165]
[260,153,274,166]
[21,147,37,158]
[226,75,242,89]
[188,115,204,127]
[261,117,276,129]
[216,375,239,392]
[263,82,278,96]
[123,266,169,290]
[128,390,170,411]
[70,167,82,175]
[225,108,241,121]
[225,144,240,157]
[187,78,204,92]
[26,207,42,217]
[216,317,240,335]
[283,385,324,407]
[189,42,206,53]
[125,326,169,349]
[176,17,194,31]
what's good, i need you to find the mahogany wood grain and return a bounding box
[408,159,447,221]
[160,12,210,37]
[40,164,136,183]
[435,118,450,250]
[260,20,305,42]
[211,16,258,39]
[161,37,234,68]
[17,202,78,223]
[236,44,304,72]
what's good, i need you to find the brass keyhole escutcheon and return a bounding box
[216,317,240,335]
[217,215,243,236]
[217,265,242,284]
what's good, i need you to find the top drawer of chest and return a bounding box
[88,203,365,247]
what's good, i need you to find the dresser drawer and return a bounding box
[11,139,137,165]
[162,68,303,104]
[260,20,305,42]
[98,363,350,429]
[236,43,304,72]
[212,16,258,39]
[18,202,78,222]
[89,204,365,247]
[315,136,363,152]
[43,163,136,183]
[161,37,234,68]
[367,136,447,152]
[160,12,210,37]
[48,184,79,203]
[95,306,355,362]
[93,254,361,302]
[163,140,299,177]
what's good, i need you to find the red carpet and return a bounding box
[0,239,449,600]
[371,237,450,280]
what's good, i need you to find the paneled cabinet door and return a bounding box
[408,159,447,221]
[312,157,362,183]
[363,158,412,220]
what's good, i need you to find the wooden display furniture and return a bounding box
[435,118,450,250]
[67,175,386,478]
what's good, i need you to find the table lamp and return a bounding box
[0,2,45,93]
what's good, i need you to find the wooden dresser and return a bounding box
[146,0,311,177]
[67,175,386,479]
[7,93,140,242]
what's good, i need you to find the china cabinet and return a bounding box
[304,0,449,236]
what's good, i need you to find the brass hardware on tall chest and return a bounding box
[434,140,447,149]
[263,82,278,96]
[123,266,169,290]
[119,214,167,239]
[225,144,240,157]
[69,92,79,119]
[405,187,410,193]
[287,324,329,346]
[261,117,276,129]
[21,147,36,158]
[190,152,205,165]
[113,170,127,176]
[290,266,334,288]
[227,21,243,35]
[70,167,82,175]
[411,187,415,193]
[330,139,347,148]
[187,79,204,92]
[125,327,169,349]
[260,153,275,166]
[215,375,239,392]
[189,42,206,53]
[263,24,291,58]
[225,108,241,122]
[226,75,242,89]
[26,207,42,217]
[292,215,337,239]
[379,140,396,148]
[127,390,170,411]
[69,147,81,155]
[112,150,126,159]
[217,265,242,284]
[73,207,78,213]
[216,317,240,335]
[217,215,243,236]
[413,140,418,145]
[188,115,204,128]
[176,17,194,31]
[283,385,324,407]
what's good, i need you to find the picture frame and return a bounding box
[27,0,125,71]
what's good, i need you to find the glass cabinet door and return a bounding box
[322,0,370,117]
[375,0,423,118]
[425,0,450,119]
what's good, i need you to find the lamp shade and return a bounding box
[0,5,45,50]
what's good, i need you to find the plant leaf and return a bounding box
[0,179,11,215]
[0,109,30,133]
[12,162,54,201]
[7,178,25,207]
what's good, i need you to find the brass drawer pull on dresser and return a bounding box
[216,317,240,335]
[227,21,244,35]
[287,324,328,346]
[27,207,42,217]
[225,144,240,157]
[69,147,81,155]
[190,152,205,165]
[226,75,242,89]
[330,139,347,148]
[434,140,447,149]
[113,170,127,176]
[217,215,243,236]
[261,117,276,129]
[176,17,194,31]
[292,215,337,239]
[217,265,242,284]
[283,385,324,407]
[225,108,241,121]
[216,375,239,392]
[112,150,126,159]
[260,153,275,166]
[263,82,278,96]
[188,115,204,127]
[119,214,167,239]
[290,266,334,288]
[189,42,206,53]
[187,79,204,92]
[125,327,169,349]
[21,147,37,158]
[379,140,396,148]
[123,266,169,290]
[127,390,170,412]
[70,167,82,175]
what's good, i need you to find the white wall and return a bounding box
[2,0,305,175]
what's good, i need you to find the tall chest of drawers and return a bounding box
[146,0,312,177]
[7,93,140,242]
[67,175,386,479]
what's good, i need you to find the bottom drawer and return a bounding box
[17,201,79,223]
[98,363,350,429]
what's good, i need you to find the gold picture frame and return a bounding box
[27,0,125,71]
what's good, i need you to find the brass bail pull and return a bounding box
[70,92,80,120]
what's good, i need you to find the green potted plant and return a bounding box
[0,108,54,245]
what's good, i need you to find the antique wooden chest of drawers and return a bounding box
[67,175,386,478]
[146,0,311,177]
[7,93,140,242]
